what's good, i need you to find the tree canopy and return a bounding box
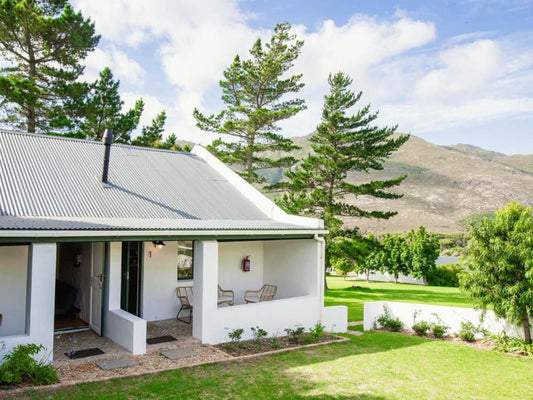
[460,201,533,343]
[193,22,305,183]
[0,0,99,133]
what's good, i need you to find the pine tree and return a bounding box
[193,22,305,183]
[0,0,99,132]
[274,72,409,234]
[80,67,143,143]
[132,110,166,147]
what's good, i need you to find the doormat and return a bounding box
[66,348,105,359]
[147,335,177,345]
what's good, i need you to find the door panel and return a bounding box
[89,242,104,335]
[121,242,142,317]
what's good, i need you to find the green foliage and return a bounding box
[0,0,99,133]
[330,257,353,279]
[0,344,58,386]
[486,332,533,357]
[412,320,430,336]
[435,232,469,256]
[458,322,478,342]
[227,328,244,348]
[460,201,533,343]
[426,263,463,287]
[329,234,381,281]
[285,327,305,343]
[309,322,326,342]
[80,67,144,143]
[406,227,440,281]
[251,326,268,342]
[376,305,403,332]
[194,22,304,183]
[431,323,448,339]
[273,72,408,234]
[269,335,281,350]
[377,234,410,283]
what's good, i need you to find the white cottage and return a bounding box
[0,129,347,362]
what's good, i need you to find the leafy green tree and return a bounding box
[406,226,440,284]
[274,72,409,235]
[0,0,99,133]
[330,234,381,281]
[330,256,354,280]
[193,22,305,183]
[460,202,533,343]
[379,234,411,284]
[132,110,166,147]
[80,67,143,143]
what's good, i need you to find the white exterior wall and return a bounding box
[218,241,264,305]
[0,243,56,364]
[142,241,181,321]
[0,246,29,336]
[364,301,530,340]
[103,242,146,354]
[353,271,425,285]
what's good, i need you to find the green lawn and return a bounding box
[20,332,533,399]
[325,276,473,321]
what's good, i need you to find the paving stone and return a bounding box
[160,348,196,360]
[97,359,138,370]
[347,331,364,336]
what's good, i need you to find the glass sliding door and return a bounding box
[121,242,142,317]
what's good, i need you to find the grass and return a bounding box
[325,276,473,322]
[19,331,533,399]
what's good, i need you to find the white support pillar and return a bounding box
[192,240,219,343]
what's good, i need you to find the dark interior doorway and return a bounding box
[121,242,143,317]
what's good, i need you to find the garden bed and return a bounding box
[215,333,345,357]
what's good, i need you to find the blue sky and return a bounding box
[73,0,533,154]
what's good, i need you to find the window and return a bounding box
[177,241,194,280]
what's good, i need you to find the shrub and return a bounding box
[0,344,58,386]
[412,320,430,336]
[426,263,463,287]
[285,327,305,343]
[458,322,478,342]
[250,326,267,342]
[431,324,448,338]
[309,322,325,342]
[376,305,403,332]
[487,332,533,356]
[269,335,281,350]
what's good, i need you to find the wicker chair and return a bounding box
[217,285,234,306]
[176,286,193,323]
[244,284,278,303]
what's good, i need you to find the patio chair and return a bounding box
[176,286,193,324]
[244,284,278,303]
[217,285,234,306]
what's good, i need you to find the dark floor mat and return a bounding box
[66,347,105,359]
[147,335,177,345]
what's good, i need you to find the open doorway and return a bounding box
[55,243,104,333]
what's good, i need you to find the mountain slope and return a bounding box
[276,135,533,233]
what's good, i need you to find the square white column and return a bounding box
[192,240,219,342]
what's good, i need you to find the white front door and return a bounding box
[89,242,104,335]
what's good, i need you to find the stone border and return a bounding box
[0,335,349,398]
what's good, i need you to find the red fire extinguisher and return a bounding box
[242,256,251,272]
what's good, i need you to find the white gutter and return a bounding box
[0,229,327,239]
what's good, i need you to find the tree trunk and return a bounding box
[394,273,398,284]
[245,134,254,177]
[523,311,531,344]
[366,270,370,282]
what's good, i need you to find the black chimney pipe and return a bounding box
[101,129,113,183]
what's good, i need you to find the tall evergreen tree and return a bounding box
[193,22,305,183]
[131,110,166,147]
[0,0,99,133]
[274,72,409,234]
[80,67,143,143]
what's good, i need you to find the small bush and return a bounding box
[376,305,403,332]
[269,335,281,350]
[426,263,463,287]
[487,332,533,356]
[250,326,267,342]
[285,327,305,343]
[458,322,478,342]
[0,344,58,386]
[309,322,325,342]
[412,320,430,336]
[431,324,448,338]
[227,328,245,348]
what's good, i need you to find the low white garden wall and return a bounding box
[352,271,425,285]
[364,301,529,340]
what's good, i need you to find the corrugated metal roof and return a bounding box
[0,130,311,232]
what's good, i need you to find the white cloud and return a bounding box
[84,46,145,86]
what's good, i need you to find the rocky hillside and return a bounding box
[270,134,533,234]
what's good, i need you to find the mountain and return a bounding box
[269,134,533,234]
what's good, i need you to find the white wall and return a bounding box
[364,301,530,340]
[142,241,181,321]
[0,245,29,336]
[264,239,319,299]
[353,271,425,285]
[0,243,57,364]
[103,242,146,354]
[218,241,264,305]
